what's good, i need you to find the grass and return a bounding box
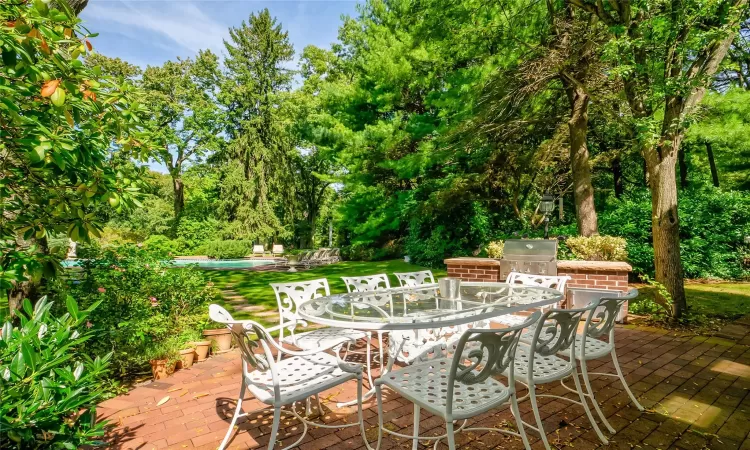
[208,259,445,320]
[631,282,750,321]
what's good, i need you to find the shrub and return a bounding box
[143,234,180,255]
[485,241,505,258]
[0,297,111,448]
[63,245,216,378]
[176,218,221,253]
[565,235,628,261]
[204,240,254,259]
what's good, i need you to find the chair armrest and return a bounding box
[265,331,359,358]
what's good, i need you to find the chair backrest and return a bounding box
[270,278,330,322]
[506,272,571,293]
[209,304,278,398]
[525,304,594,380]
[253,244,264,254]
[272,244,284,254]
[342,274,391,292]
[584,289,638,340]
[394,270,435,287]
[444,313,539,417]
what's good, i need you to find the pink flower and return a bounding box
[150,297,159,307]
[97,287,106,293]
[86,321,93,329]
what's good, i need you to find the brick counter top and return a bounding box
[557,260,633,272]
[443,257,501,266]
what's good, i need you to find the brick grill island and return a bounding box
[444,257,633,317]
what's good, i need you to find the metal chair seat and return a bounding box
[376,358,511,421]
[246,352,358,406]
[562,335,613,360]
[281,327,368,350]
[512,344,575,384]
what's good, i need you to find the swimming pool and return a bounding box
[62,259,277,270]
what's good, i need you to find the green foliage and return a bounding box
[142,235,180,255]
[203,240,255,259]
[599,188,750,279]
[565,235,628,261]
[62,245,216,377]
[0,297,111,448]
[485,241,505,259]
[0,0,153,297]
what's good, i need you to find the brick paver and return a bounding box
[101,324,750,449]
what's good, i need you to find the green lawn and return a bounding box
[208,259,445,319]
[632,282,750,320]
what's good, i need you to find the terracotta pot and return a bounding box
[177,348,195,369]
[150,359,173,380]
[203,328,232,353]
[192,341,211,361]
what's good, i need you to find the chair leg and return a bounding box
[445,421,456,450]
[510,392,531,450]
[267,406,282,450]
[412,405,420,450]
[528,384,551,450]
[612,349,644,411]
[571,367,609,445]
[315,393,323,415]
[579,359,615,433]
[374,386,385,450]
[356,375,369,450]
[218,381,246,450]
[378,332,385,371]
[366,333,374,387]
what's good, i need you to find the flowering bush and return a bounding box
[62,245,216,378]
[565,235,628,261]
[0,297,111,448]
[485,241,504,259]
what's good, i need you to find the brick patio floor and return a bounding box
[99,324,750,450]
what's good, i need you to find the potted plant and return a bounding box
[192,339,212,361]
[146,345,179,380]
[175,330,200,369]
[202,322,232,354]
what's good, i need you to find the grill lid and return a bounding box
[502,239,558,260]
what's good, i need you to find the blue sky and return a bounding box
[80,1,359,69]
[80,1,360,172]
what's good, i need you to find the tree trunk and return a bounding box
[644,133,687,318]
[706,141,720,187]
[678,146,688,189]
[173,176,184,218]
[612,155,624,199]
[563,80,599,236]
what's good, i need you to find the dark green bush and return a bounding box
[203,240,254,259]
[0,297,111,448]
[598,187,750,279]
[62,245,216,378]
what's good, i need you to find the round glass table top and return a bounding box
[297,282,564,331]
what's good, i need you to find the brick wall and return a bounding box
[445,257,501,282]
[557,260,631,293]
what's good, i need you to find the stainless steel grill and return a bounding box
[500,239,558,280]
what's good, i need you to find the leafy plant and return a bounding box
[61,245,216,378]
[485,241,505,259]
[203,240,254,259]
[0,297,112,448]
[565,235,628,261]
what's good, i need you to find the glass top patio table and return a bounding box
[297,282,564,331]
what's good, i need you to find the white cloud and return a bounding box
[84,1,228,57]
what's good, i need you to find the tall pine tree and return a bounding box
[219,9,296,241]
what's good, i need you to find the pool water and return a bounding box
[62,259,277,270]
[171,259,276,270]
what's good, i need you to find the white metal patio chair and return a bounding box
[556,289,643,434]
[208,305,366,450]
[252,244,266,257]
[341,274,392,370]
[370,312,541,450]
[272,244,284,257]
[511,302,610,450]
[271,279,373,385]
[491,272,571,327]
[394,270,435,287]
